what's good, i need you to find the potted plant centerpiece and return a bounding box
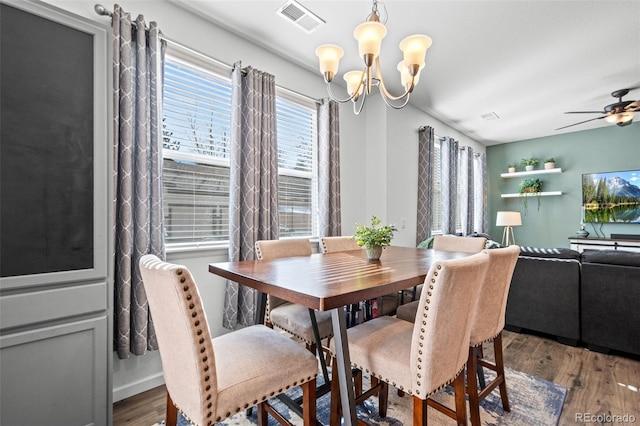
[520,158,539,172]
[352,215,395,260]
[519,178,543,213]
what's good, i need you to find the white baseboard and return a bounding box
[113,372,165,402]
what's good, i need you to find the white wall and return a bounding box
[42,0,483,402]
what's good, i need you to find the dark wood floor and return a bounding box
[113,330,640,425]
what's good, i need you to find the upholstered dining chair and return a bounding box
[138,255,318,426]
[432,235,487,253]
[465,245,520,426]
[396,234,487,322]
[329,252,490,426]
[320,236,399,322]
[255,239,334,357]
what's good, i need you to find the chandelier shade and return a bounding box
[315,0,432,114]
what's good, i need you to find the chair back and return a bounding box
[255,238,312,318]
[139,255,217,426]
[255,238,312,260]
[433,235,487,253]
[469,245,520,346]
[410,252,489,397]
[320,236,361,253]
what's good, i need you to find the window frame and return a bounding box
[161,47,320,251]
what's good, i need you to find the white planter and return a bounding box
[544,162,555,169]
[508,167,516,173]
[525,165,534,171]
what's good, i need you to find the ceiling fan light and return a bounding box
[354,21,387,59]
[606,111,635,124]
[344,70,365,96]
[399,34,432,68]
[315,44,344,82]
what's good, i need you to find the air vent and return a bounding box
[481,112,500,121]
[276,0,325,33]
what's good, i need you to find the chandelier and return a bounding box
[315,0,432,114]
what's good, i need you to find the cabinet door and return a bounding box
[0,1,110,425]
[0,316,109,426]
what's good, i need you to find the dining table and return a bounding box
[208,245,471,426]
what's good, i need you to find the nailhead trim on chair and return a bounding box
[178,268,216,423]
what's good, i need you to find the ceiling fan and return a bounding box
[556,88,640,130]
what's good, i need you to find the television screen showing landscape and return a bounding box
[582,169,640,223]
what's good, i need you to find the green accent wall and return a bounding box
[487,122,639,248]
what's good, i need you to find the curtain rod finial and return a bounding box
[94,4,113,17]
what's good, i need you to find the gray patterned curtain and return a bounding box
[223,62,279,330]
[112,5,166,359]
[440,136,459,235]
[318,99,342,237]
[416,126,435,245]
[459,146,475,235]
[474,153,488,233]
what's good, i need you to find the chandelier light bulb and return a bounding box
[399,35,432,68]
[354,21,387,64]
[397,61,423,90]
[315,44,344,83]
[344,71,365,97]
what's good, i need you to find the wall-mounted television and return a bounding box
[582,169,640,223]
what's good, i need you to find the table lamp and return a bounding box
[496,211,522,246]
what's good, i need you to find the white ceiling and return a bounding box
[169,0,640,145]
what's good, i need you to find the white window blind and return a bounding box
[162,56,232,245]
[161,53,319,247]
[276,95,318,238]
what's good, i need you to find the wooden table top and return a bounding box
[208,246,470,311]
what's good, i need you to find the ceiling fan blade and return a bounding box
[564,111,606,114]
[555,115,607,131]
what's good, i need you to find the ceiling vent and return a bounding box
[481,112,500,121]
[276,0,325,33]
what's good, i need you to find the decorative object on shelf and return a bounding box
[576,225,590,238]
[520,158,539,172]
[544,158,556,169]
[315,0,432,115]
[496,211,522,246]
[508,163,517,173]
[352,215,396,260]
[519,178,543,213]
[576,206,590,237]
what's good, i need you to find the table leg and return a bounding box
[330,308,358,426]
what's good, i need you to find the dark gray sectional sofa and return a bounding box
[504,246,640,356]
[580,250,640,356]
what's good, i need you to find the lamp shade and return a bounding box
[315,44,344,78]
[397,61,423,89]
[343,70,365,96]
[354,21,387,59]
[399,34,432,67]
[496,211,522,227]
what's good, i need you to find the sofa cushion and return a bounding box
[519,246,581,261]
[580,249,640,267]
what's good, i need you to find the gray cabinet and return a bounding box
[0,1,111,424]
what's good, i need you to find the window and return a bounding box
[276,94,318,237]
[162,55,232,246]
[161,52,318,247]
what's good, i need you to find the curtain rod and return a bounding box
[93,4,320,105]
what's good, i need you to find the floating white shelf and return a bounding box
[501,191,563,198]
[501,168,562,178]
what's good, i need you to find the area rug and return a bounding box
[157,367,566,426]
